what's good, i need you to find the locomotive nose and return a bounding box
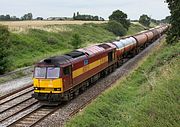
[33,78,63,93]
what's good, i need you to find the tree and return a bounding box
[27,13,33,20]
[109,10,130,30]
[5,15,10,20]
[107,20,127,36]
[73,12,103,21]
[36,17,43,20]
[161,16,170,23]
[77,12,80,16]
[70,34,82,49]
[151,18,160,25]
[0,14,20,21]
[73,13,76,19]
[0,14,10,21]
[139,14,151,27]
[0,25,11,74]
[21,13,33,20]
[11,16,18,21]
[166,0,180,44]
[99,17,105,21]
[94,16,99,21]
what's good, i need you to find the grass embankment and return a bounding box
[66,40,180,127]
[127,23,145,35]
[7,23,144,71]
[8,23,115,71]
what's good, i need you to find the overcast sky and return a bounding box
[0,0,170,20]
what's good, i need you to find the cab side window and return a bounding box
[108,51,113,63]
[63,66,70,75]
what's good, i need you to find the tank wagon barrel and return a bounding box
[144,31,154,42]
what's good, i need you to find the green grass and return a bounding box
[7,23,115,71]
[6,23,144,71]
[150,22,159,28]
[66,40,180,127]
[127,23,145,35]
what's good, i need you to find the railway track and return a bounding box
[0,98,38,122]
[0,85,33,109]
[0,86,34,114]
[0,85,35,126]
[0,84,61,127]
[0,84,32,100]
[7,105,60,127]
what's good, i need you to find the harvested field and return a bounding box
[0,20,107,32]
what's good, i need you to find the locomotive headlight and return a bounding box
[34,87,38,90]
[54,88,61,91]
[34,87,40,90]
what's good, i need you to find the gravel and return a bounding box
[0,75,32,97]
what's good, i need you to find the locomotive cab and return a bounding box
[32,55,73,103]
[33,66,63,94]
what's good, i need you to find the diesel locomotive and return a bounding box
[32,25,169,104]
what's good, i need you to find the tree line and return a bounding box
[0,13,33,21]
[106,10,170,36]
[166,0,180,44]
[73,12,104,21]
[0,12,105,21]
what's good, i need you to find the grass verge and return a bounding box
[66,40,180,127]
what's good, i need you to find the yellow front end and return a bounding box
[33,78,63,94]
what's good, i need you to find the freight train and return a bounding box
[32,25,169,104]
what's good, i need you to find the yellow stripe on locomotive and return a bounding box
[72,56,108,78]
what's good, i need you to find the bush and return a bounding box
[0,25,10,74]
[70,33,82,49]
[109,10,130,30]
[107,20,127,36]
[166,31,179,44]
[47,36,58,45]
[139,14,151,27]
[166,0,180,44]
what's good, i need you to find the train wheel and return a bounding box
[68,90,74,100]
[74,89,79,97]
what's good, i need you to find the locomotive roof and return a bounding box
[37,44,115,66]
[39,55,71,66]
[77,43,115,55]
[65,50,85,58]
[38,51,86,66]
